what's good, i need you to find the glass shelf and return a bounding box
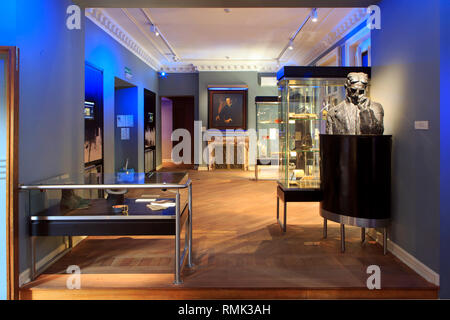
[279,77,346,190]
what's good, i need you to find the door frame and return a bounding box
[1,46,19,300]
[161,95,196,165]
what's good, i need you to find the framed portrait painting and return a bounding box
[208,89,247,130]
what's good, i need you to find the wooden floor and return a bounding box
[20,167,438,300]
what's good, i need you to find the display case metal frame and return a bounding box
[255,96,280,181]
[276,66,371,233]
[20,172,193,285]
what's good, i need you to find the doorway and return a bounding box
[161,96,195,167]
[0,47,19,300]
[144,89,156,173]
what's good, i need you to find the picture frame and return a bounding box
[208,89,247,130]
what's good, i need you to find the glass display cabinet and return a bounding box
[275,66,371,232]
[279,77,345,189]
[20,171,193,284]
[255,96,280,180]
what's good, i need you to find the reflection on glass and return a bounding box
[279,78,346,189]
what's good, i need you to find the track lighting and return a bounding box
[150,24,159,36]
[311,8,318,22]
[288,41,294,50]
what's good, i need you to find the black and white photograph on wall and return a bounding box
[208,90,247,130]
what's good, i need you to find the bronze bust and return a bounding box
[326,72,384,135]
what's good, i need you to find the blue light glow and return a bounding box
[208,87,248,91]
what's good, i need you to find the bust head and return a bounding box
[345,72,369,105]
[225,98,232,106]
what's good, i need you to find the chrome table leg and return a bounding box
[188,182,193,268]
[340,223,345,253]
[174,190,182,284]
[30,236,36,281]
[276,196,279,221]
[361,227,366,243]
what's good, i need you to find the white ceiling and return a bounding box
[87,7,367,72]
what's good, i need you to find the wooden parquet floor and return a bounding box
[20,168,438,299]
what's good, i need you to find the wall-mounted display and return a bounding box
[144,89,156,172]
[84,64,104,167]
[84,101,95,120]
[208,89,247,130]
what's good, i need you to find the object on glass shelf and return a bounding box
[60,189,91,210]
[255,96,280,180]
[112,204,129,215]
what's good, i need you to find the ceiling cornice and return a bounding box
[161,63,279,73]
[301,8,368,65]
[76,0,381,8]
[85,8,162,71]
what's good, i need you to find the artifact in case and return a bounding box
[255,96,280,180]
[277,67,371,190]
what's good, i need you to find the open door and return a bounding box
[0,47,19,300]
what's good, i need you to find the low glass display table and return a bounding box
[20,171,193,285]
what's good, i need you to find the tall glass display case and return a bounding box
[255,96,280,180]
[277,66,371,190]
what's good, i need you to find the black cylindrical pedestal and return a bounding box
[320,134,392,228]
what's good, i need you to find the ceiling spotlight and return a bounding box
[150,24,159,36]
[288,41,294,50]
[173,56,179,62]
[311,8,318,22]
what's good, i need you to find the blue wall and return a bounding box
[115,87,139,171]
[85,18,160,172]
[440,0,450,299]
[0,1,16,46]
[371,0,440,276]
[0,0,86,293]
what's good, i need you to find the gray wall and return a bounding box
[85,19,160,172]
[371,0,440,273]
[15,0,85,274]
[159,73,199,120]
[198,71,278,130]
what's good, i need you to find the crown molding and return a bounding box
[162,63,279,73]
[85,8,162,71]
[301,8,368,66]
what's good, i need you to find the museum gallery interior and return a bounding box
[1,0,450,300]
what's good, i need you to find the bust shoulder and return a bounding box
[369,100,384,115]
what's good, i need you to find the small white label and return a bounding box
[415,121,429,130]
[121,128,130,140]
[117,115,134,128]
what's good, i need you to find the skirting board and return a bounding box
[19,236,86,287]
[367,230,439,286]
